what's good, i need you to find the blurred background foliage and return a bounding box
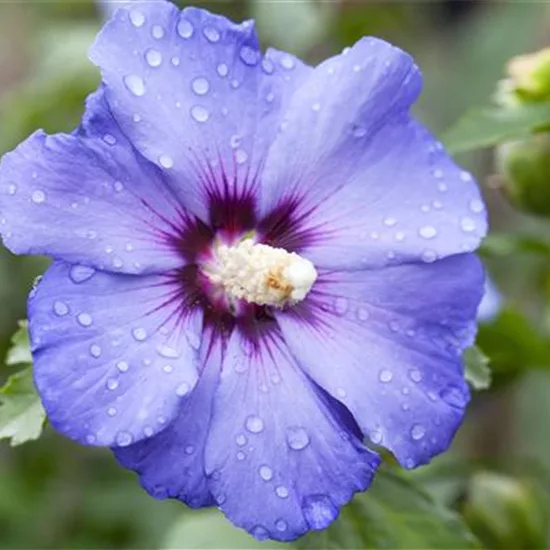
[2,0,550,548]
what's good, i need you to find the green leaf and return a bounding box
[480,233,550,259]
[162,509,286,549]
[0,368,46,446]
[464,346,492,390]
[6,321,32,366]
[298,470,479,549]
[442,103,550,154]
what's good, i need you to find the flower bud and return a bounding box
[496,133,550,217]
[462,472,548,549]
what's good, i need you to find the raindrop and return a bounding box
[162,364,173,374]
[409,368,423,383]
[31,190,46,204]
[124,74,146,96]
[236,451,246,461]
[245,415,264,433]
[132,327,147,341]
[106,378,119,391]
[114,181,124,192]
[469,199,483,213]
[460,217,476,233]
[103,133,117,145]
[117,361,129,372]
[90,344,101,358]
[383,217,397,227]
[250,526,269,541]
[302,495,338,530]
[258,465,273,481]
[356,307,369,322]
[261,58,274,74]
[107,407,117,417]
[411,424,425,441]
[144,426,154,437]
[171,56,180,66]
[379,369,393,383]
[8,183,17,195]
[370,429,383,444]
[190,105,210,123]
[177,18,193,39]
[419,225,437,239]
[129,10,145,28]
[235,149,248,164]
[275,485,289,498]
[53,301,69,316]
[421,249,437,263]
[116,431,133,447]
[286,426,310,450]
[176,382,190,396]
[145,49,162,67]
[433,168,444,179]
[112,257,123,269]
[185,445,195,455]
[440,385,468,408]
[192,77,210,96]
[352,126,366,138]
[203,25,220,43]
[77,313,93,327]
[395,231,405,242]
[280,55,295,70]
[151,25,164,39]
[275,519,287,532]
[230,134,241,148]
[157,344,180,358]
[460,171,473,182]
[336,387,347,398]
[217,63,229,77]
[334,297,348,315]
[239,45,259,66]
[312,102,321,112]
[86,434,97,444]
[158,154,174,168]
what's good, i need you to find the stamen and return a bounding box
[205,239,317,308]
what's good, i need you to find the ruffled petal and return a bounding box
[90,2,312,221]
[258,38,486,269]
[205,327,380,541]
[0,88,185,274]
[275,254,484,468]
[114,328,222,507]
[29,261,201,447]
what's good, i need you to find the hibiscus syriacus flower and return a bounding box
[0,1,487,541]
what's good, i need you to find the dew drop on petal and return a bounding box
[419,225,437,239]
[236,433,247,446]
[408,368,423,383]
[90,344,101,358]
[422,249,437,263]
[190,105,210,123]
[236,451,246,461]
[116,361,129,373]
[132,327,147,341]
[302,495,338,530]
[107,407,117,417]
[158,154,174,168]
[116,431,133,447]
[77,313,93,327]
[245,415,264,433]
[334,297,348,315]
[411,424,425,441]
[261,58,274,74]
[239,45,259,66]
[129,10,145,28]
[275,485,289,498]
[440,385,468,408]
[151,25,164,39]
[235,149,248,164]
[191,77,210,96]
[356,307,369,322]
[258,465,273,481]
[185,444,195,455]
[203,25,220,43]
[460,216,476,232]
[250,526,269,541]
[106,377,119,391]
[469,199,484,213]
[275,519,287,532]
[286,426,310,450]
[280,55,295,70]
[379,369,393,383]
[370,428,383,444]
[31,190,46,204]
[145,49,162,67]
[217,63,229,77]
[53,301,69,316]
[177,18,193,39]
[103,133,117,145]
[124,74,146,97]
[176,382,190,396]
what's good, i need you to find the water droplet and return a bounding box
[469,198,483,213]
[259,465,273,481]
[90,344,101,358]
[235,149,248,164]
[184,444,195,455]
[280,55,295,70]
[236,451,246,461]
[245,415,264,433]
[77,313,92,327]
[116,431,133,447]
[103,133,117,146]
[230,78,239,89]
[106,377,119,391]
[266,91,275,103]
[395,231,406,242]
[422,249,437,263]
[352,125,367,138]
[151,25,164,39]
[113,180,124,192]
[356,307,369,321]
[203,25,220,43]
[240,45,259,66]
[192,77,210,96]
[275,485,289,498]
[162,364,173,374]
[132,327,147,341]
[383,217,397,227]
[419,225,437,239]
[230,134,241,148]
[144,426,154,437]
[261,57,274,74]
[145,49,162,67]
[31,190,46,204]
[379,369,393,383]
[460,171,473,182]
[175,382,190,397]
[129,10,145,28]
[336,387,347,398]
[190,105,210,122]
[370,429,383,444]
[405,458,415,469]
[438,182,448,192]
[117,361,129,372]
[112,257,123,269]
[250,525,269,541]
[411,424,425,440]
[460,216,476,232]
[302,495,338,530]
[409,368,423,383]
[433,168,444,179]
[286,426,310,450]
[133,114,141,123]
[85,434,96,444]
[124,74,146,96]
[440,385,468,408]
[158,154,173,168]
[177,18,193,39]
[312,102,321,112]
[107,407,117,417]
[275,519,287,532]
[334,297,348,315]
[53,301,69,316]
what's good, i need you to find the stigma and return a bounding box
[204,238,318,308]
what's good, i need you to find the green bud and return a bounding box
[509,48,550,102]
[462,472,548,549]
[496,133,550,217]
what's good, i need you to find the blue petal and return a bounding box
[114,328,222,507]
[258,37,486,269]
[275,254,484,468]
[205,328,380,541]
[0,88,185,274]
[89,2,312,221]
[29,261,201,447]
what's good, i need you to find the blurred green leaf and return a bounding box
[443,103,550,154]
[480,233,550,259]
[464,346,492,390]
[298,470,479,549]
[162,508,286,549]
[6,320,31,366]
[0,367,45,446]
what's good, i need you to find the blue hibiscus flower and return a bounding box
[0,1,487,541]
